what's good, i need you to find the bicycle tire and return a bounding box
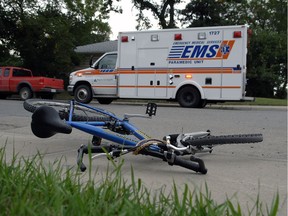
[23,99,112,122]
[184,134,263,146]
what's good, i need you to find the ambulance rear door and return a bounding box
[221,25,247,99]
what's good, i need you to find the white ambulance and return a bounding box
[68,25,253,108]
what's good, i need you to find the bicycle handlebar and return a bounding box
[77,144,207,174]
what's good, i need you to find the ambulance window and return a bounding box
[98,54,117,70]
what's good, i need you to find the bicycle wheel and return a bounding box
[183,134,263,146]
[23,99,113,121]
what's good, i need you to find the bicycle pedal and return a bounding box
[146,103,157,116]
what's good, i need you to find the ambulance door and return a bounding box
[221,27,246,99]
[137,48,168,98]
[91,53,117,95]
[118,34,137,97]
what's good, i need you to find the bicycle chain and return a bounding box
[136,130,152,139]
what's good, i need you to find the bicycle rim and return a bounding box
[23,99,113,121]
[185,134,263,146]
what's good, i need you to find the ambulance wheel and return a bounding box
[177,86,200,108]
[198,99,207,108]
[74,85,93,104]
[97,98,113,104]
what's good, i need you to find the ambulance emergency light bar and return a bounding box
[120,30,243,43]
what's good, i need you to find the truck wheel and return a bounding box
[74,85,92,104]
[177,86,200,108]
[97,98,113,104]
[19,87,33,100]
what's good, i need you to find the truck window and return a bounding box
[98,54,117,70]
[4,69,9,77]
[12,69,31,77]
[0,68,2,76]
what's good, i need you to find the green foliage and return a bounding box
[0,0,111,79]
[246,0,287,99]
[132,0,181,29]
[246,29,287,98]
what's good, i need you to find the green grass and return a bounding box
[0,147,280,216]
[224,97,287,106]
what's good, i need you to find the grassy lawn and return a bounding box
[0,148,279,216]
[224,97,287,106]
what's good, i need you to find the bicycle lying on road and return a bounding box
[23,99,263,174]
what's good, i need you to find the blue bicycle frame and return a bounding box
[66,100,149,147]
[24,99,210,174]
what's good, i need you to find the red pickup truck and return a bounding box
[0,66,64,100]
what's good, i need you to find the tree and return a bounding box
[181,0,229,27]
[132,0,181,29]
[245,0,287,98]
[0,0,111,80]
[180,0,252,27]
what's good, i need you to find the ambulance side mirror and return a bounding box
[89,56,94,67]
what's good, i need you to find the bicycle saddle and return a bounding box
[31,106,72,138]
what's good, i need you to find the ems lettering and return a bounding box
[192,45,209,58]
[180,45,219,59]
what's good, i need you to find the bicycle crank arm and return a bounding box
[77,144,87,172]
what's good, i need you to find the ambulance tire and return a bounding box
[74,85,93,104]
[177,86,200,108]
[198,99,207,108]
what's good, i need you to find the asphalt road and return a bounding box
[0,99,287,214]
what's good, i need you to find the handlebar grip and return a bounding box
[173,156,207,174]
